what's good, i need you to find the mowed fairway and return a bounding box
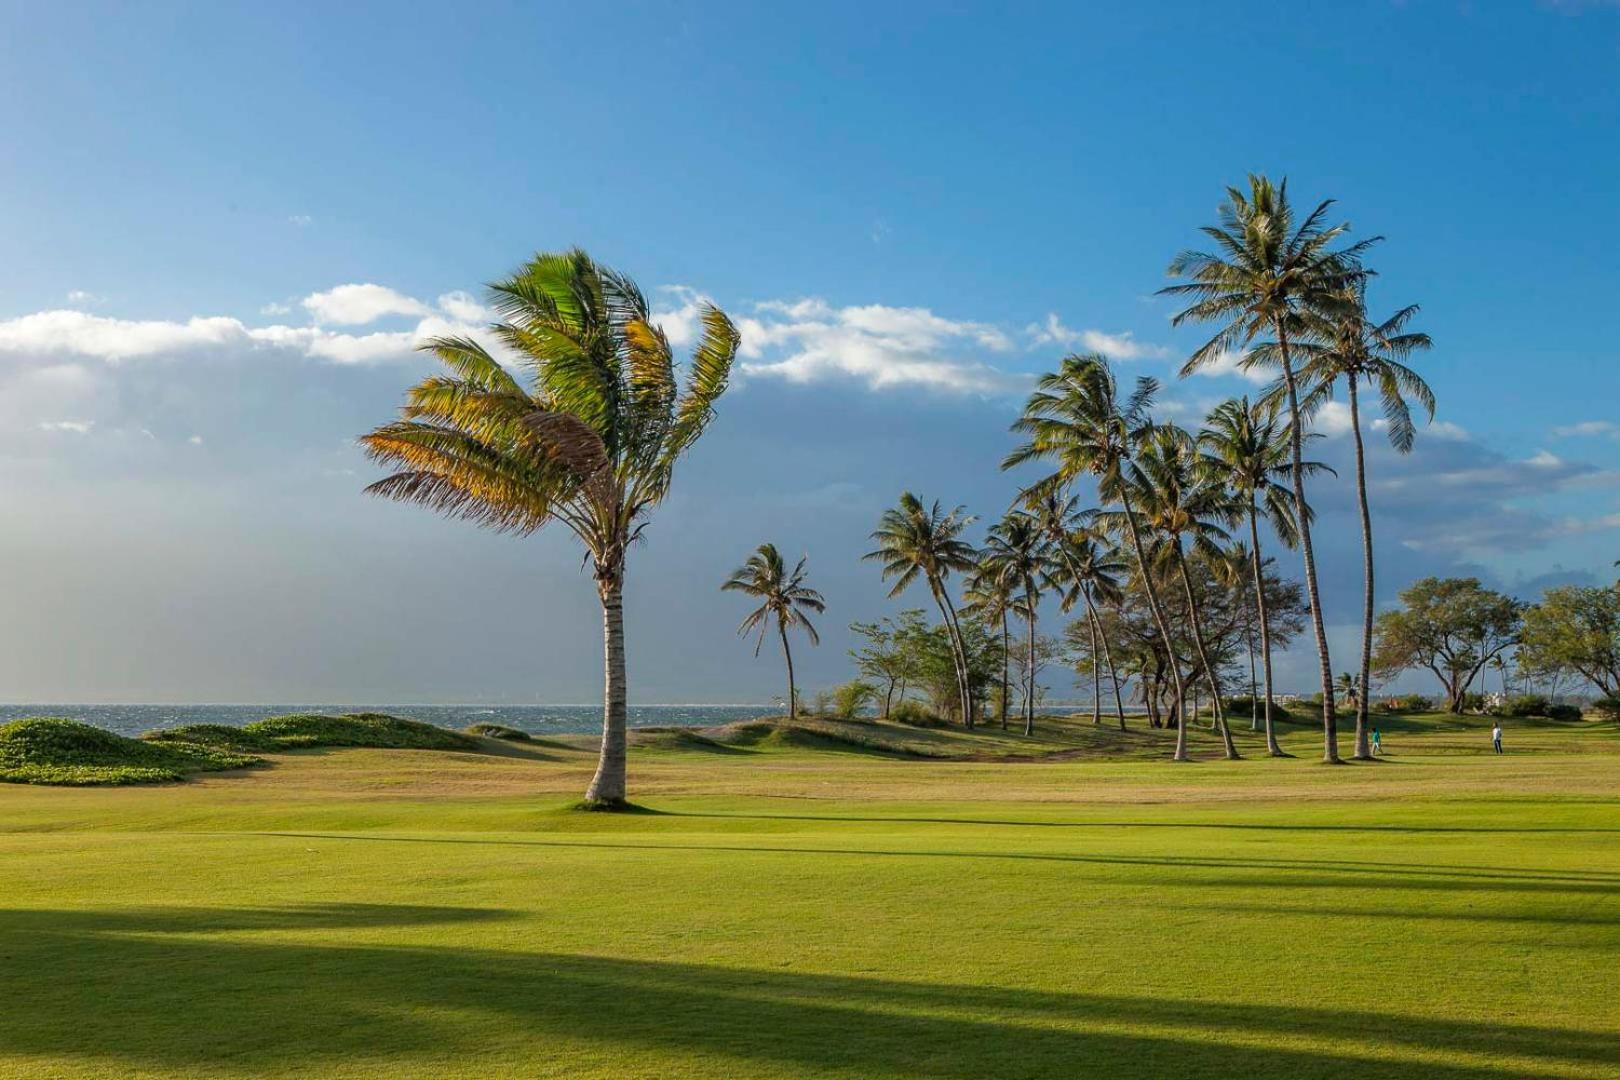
[2,716,1618,1079]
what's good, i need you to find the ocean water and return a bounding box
[0,704,775,739]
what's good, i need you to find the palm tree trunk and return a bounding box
[1246,623,1258,732]
[1347,375,1375,761]
[1120,489,1189,761]
[1085,596,1102,726]
[1174,542,1238,759]
[932,581,974,729]
[1000,612,1011,731]
[779,621,798,721]
[585,572,629,807]
[1276,318,1340,763]
[1085,590,1128,729]
[1024,591,1037,736]
[1247,505,1284,757]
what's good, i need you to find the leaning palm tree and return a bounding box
[983,510,1055,736]
[1161,174,1377,764]
[865,494,979,727]
[721,544,825,721]
[962,560,1017,730]
[1198,396,1323,756]
[1004,353,1191,756]
[1278,290,1433,760]
[1029,490,1129,729]
[1124,425,1241,761]
[360,249,739,808]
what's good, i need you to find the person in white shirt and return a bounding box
[1491,723,1503,754]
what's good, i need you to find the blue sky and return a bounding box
[1,1,1617,703]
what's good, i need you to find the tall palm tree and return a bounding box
[963,560,1017,730]
[1031,491,1129,729]
[1161,174,1377,763]
[361,249,739,808]
[721,544,825,721]
[1282,291,1433,760]
[1125,425,1241,761]
[1198,396,1322,757]
[865,494,979,727]
[1004,353,1192,757]
[983,510,1055,735]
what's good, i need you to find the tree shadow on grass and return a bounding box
[3,903,1617,1078]
[662,812,1620,835]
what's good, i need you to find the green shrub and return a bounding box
[1504,695,1550,717]
[1223,696,1295,723]
[1589,697,1620,722]
[464,722,532,741]
[1,718,261,786]
[1546,703,1582,722]
[242,712,478,751]
[142,723,279,753]
[889,700,947,728]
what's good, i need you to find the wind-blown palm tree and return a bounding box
[866,494,979,727]
[1199,396,1322,756]
[1004,354,1192,756]
[721,544,825,721]
[983,510,1055,735]
[1124,425,1241,761]
[1029,490,1129,729]
[1280,291,1433,760]
[361,249,739,807]
[1161,174,1376,763]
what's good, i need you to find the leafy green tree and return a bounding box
[1005,354,1191,755]
[1162,175,1376,763]
[721,544,826,722]
[1199,396,1321,755]
[1518,586,1620,697]
[865,495,979,727]
[361,249,738,807]
[1277,288,1434,758]
[1372,578,1525,713]
[849,612,926,718]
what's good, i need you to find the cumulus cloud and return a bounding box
[38,419,94,434]
[1553,419,1620,439]
[302,283,430,325]
[736,298,1017,392]
[1024,314,1171,360]
[1186,348,1267,384]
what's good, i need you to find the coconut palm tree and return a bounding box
[721,544,826,721]
[1160,174,1377,764]
[983,510,1056,735]
[1198,396,1322,756]
[1279,291,1433,760]
[963,560,1017,730]
[1123,425,1241,761]
[361,250,739,808]
[865,494,979,727]
[1004,353,1193,757]
[1029,490,1129,729]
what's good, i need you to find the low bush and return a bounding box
[888,700,948,728]
[241,712,478,751]
[464,722,532,741]
[1589,697,1620,722]
[143,723,279,753]
[1546,703,1583,722]
[1379,695,1434,713]
[2,717,261,786]
[1505,695,1551,718]
[1223,696,1295,723]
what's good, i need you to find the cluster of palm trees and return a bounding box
[357,174,1436,806]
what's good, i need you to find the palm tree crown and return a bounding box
[1198,397,1314,546]
[722,544,825,720]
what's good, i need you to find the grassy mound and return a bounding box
[464,722,533,742]
[240,712,478,751]
[712,718,954,758]
[1,718,262,786]
[143,723,280,753]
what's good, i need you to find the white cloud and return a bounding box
[38,419,94,434]
[1188,347,1267,384]
[260,301,292,316]
[0,311,252,362]
[187,434,204,446]
[650,286,711,348]
[436,291,488,324]
[302,283,429,325]
[738,298,1017,393]
[288,214,313,227]
[66,290,103,306]
[1024,314,1171,360]
[1525,449,1564,468]
[1553,419,1620,439]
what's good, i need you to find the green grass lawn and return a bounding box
[2,712,1617,1078]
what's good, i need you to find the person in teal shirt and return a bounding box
[1371,727,1382,756]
